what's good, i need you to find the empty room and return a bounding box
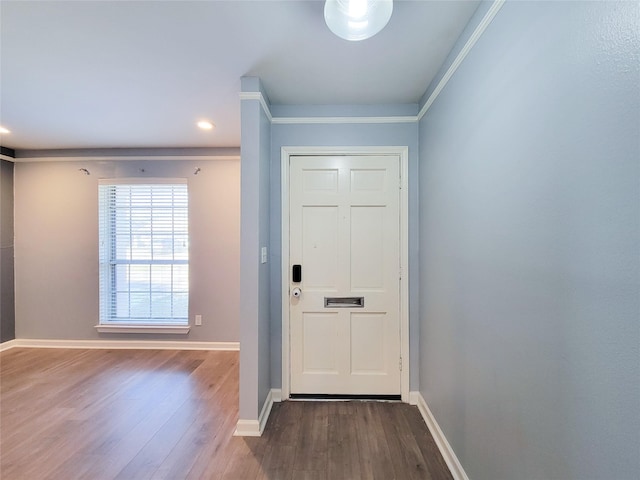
[1,1,638,479]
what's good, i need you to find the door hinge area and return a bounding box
[399,356,403,371]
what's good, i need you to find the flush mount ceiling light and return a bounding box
[324,0,393,41]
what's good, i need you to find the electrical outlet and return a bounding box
[195,314,202,326]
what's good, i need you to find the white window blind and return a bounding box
[98,181,189,325]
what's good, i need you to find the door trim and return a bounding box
[281,146,409,402]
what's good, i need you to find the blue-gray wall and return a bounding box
[13,154,240,343]
[269,105,420,392]
[238,95,420,419]
[0,159,15,343]
[418,1,640,479]
[239,77,272,420]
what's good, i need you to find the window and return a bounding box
[98,180,189,328]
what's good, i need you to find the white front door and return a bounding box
[289,155,401,395]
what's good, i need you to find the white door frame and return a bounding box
[281,146,410,402]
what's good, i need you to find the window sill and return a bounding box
[95,324,191,334]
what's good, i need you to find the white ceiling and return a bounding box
[0,0,480,151]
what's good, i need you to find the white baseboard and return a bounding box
[271,388,282,403]
[0,339,239,351]
[410,391,470,480]
[234,388,282,437]
[233,419,262,437]
[0,339,17,352]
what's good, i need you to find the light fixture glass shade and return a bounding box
[324,0,393,41]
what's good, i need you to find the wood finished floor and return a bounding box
[0,348,452,480]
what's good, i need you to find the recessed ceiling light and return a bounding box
[0,126,10,134]
[197,121,214,130]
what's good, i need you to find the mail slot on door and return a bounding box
[324,297,365,308]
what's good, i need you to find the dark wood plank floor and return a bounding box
[0,348,452,480]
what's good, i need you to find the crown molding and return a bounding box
[418,0,505,120]
[272,115,417,125]
[12,155,240,163]
[241,90,419,124]
[239,91,273,122]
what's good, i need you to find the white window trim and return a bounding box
[94,324,191,334]
[98,179,190,332]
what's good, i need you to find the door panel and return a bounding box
[290,155,401,395]
[350,312,387,374]
[302,207,339,289]
[350,206,385,290]
[302,312,339,373]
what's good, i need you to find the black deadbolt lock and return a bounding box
[292,265,302,283]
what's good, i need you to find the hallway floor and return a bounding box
[0,348,451,479]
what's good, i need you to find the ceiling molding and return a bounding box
[241,91,419,125]
[272,116,418,125]
[417,0,505,121]
[12,155,240,163]
[281,145,410,156]
[239,92,273,122]
[0,154,15,162]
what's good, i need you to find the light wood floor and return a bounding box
[0,348,452,480]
